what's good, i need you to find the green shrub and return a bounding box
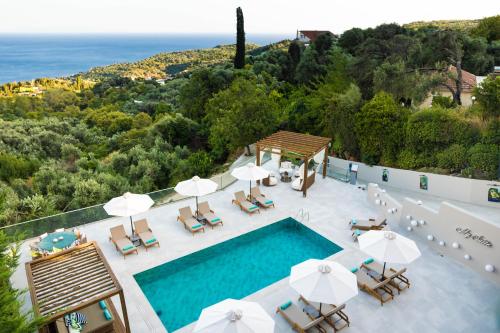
[405,106,479,155]
[432,95,456,108]
[355,92,409,165]
[397,149,436,170]
[482,119,500,145]
[468,144,500,180]
[436,144,468,173]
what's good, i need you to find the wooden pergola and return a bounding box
[256,131,331,197]
[25,241,130,333]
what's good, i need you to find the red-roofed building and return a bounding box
[296,30,334,44]
[421,66,478,107]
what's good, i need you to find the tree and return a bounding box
[206,78,279,156]
[234,7,245,69]
[474,76,500,119]
[288,41,302,70]
[471,15,500,43]
[354,92,409,165]
[0,231,44,332]
[338,28,365,55]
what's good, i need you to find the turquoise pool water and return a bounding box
[134,217,342,332]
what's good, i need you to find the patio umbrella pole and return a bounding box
[130,216,134,234]
[319,303,322,317]
[196,196,199,219]
[381,261,387,281]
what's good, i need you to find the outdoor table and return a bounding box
[38,231,77,252]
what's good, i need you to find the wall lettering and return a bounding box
[456,228,493,247]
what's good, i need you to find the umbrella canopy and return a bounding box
[174,176,218,217]
[194,299,274,333]
[289,259,358,306]
[174,176,218,197]
[231,163,269,193]
[358,230,421,265]
[104,192,154,233]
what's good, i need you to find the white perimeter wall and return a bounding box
[331,157,500,209]
[366,183,500,285]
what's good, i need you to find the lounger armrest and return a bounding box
[374,278,392,289]
[303,317,324,330]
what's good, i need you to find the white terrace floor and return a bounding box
[13,165,500,333]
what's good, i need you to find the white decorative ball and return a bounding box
[374,193,379,198]
[381,189,386,193]
[427,235,434,241]
[464,254,471,260]
[375,199,381,205]
[393,208,397,213]
[383,201,387,206]
[407,226,412,231]
[406,215,411,220]
[387,209,392,214]
[417,200,423,205]
[485,264,495,272]
[410,220,418,227]
[418,220,425,226]
[439,240,446,246]
[452,242,460,249]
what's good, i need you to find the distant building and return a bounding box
[296,30,335,44]
[493,66,500,78]
[421,66,477,107]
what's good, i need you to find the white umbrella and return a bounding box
[289,259,358,315]
[174,176,218,217]
[194,299,274,333]
[231,163,270,194]
[104,192,154,233]
[358,230,421,279]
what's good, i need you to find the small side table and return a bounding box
[130,235,141,246]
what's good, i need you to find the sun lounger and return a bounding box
[197,201,223,229]
[349,216,387,230]
[232,191,260,214]
[298,296,349,332]
[277,301,326,333]
[361,259,410,293]
[352,225,390,241]
[133,219,160,250]
[109,225,138,259]
[250,186,275,208]
[177,207,205,235]
[352,267,393,306]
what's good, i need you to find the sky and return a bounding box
[0,0,498,34]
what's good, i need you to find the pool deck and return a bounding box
[12,163,500,333]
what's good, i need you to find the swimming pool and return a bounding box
[134,217,342,332]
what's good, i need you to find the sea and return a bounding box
[0,33,291,84]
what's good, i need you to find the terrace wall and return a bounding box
[331,157,500,208]
[367,183,500,285]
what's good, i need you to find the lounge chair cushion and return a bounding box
[103,309,112,321]
[122,245,134,251]
[249,205,258,210]
[351,219,357,224]
[351,267,358,273]
[146,238,157,244]
[280,301,292,310]
[265,199,273,205]
[192,224,202,229]
[355,230,361,235]
[364,258,374,265]
[211,218,221,223]
[99,301,107,310]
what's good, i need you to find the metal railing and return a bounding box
[0,154,270,240]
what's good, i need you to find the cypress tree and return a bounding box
[234,7,245,69]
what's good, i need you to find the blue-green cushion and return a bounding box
[280,301,292,310]
[355,230,361,236]
[122,245,134,251]
[265,200,273,205]
[146,238,157,244]
[103,309,112,320]
[364,258,374,265]
[192,224,202,229]
[351,219,357,225]
[99,300,107,309]
[351,267,358,273]
[249,205,258,210]
[211,218,221,223]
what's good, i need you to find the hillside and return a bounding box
[403,19,480,31]
[79,44,260,81]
